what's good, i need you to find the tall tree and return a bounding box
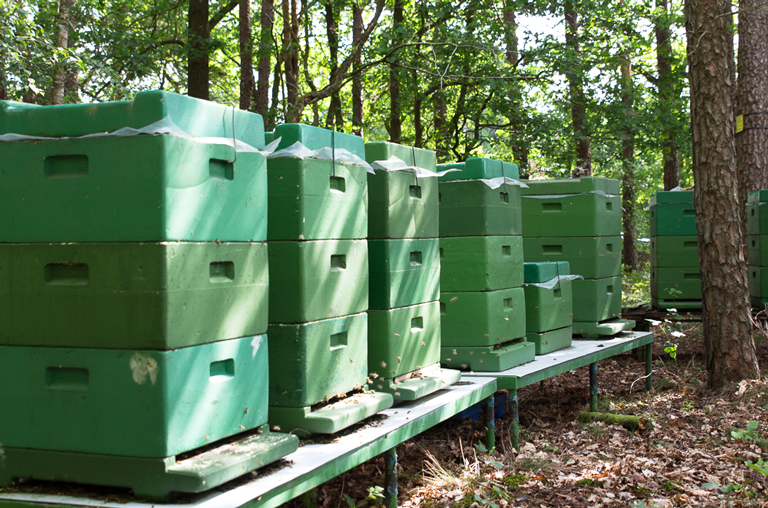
[351,1,363,136]
[239,0,254,110]
[564,0,591,175]
[621,56,639,271]
[255,0,273,116]
[188,0,242,100]
[51,0,75,104]
[324,0,343,131]
[387,0,404,143]
[655,0,680,190]
[685,0,760,387]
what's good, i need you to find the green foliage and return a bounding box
[730,421,760,441]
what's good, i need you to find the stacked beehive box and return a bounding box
[364,142,460,402]
[436,158,535,371]
[748,190,768,307]
[523,261,574,354]
[649,190,702,310]
[266,125,392,435]
[0,91,298,499]
[522,177,634,337]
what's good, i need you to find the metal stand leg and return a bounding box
[510,390,519,452]
[589,363,598,412]
[484,394,495,452]
[645,343,653,392]
[384,447,397,508]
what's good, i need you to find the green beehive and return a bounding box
[522,236,621,279]
[440,235,524,292]
[651,190,694,204]
[268,239,368,323]
[0,335,270,458]
[748,235,768,266]
[651,236,699,267]
[571,276,622,323]
[267,157,368,241]
[0,136,267,242]
[437,158,519,181]
[747,191,768,234]
[749,266,768,299]
[0,242,268,349]
[441,341,535,372]
[271,124,365,155]
[440,287,526,348]
[522,176,619,196]
[369,238,440,309]
[365,142,438,239]
[523,262,573,333]
[526,327,573,356]
[439,180,522,237]
[651,266,702,300]
[649,203,697,236]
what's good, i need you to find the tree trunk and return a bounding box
[351,2,363,136]
[434,90,448,161]
[504,0,527,173]
[621,57,638,272]
[282,0,299,110]
[388,0,403,143]
[255,0,273,116]
[239,0,254,110]
[565,4,591,176]
[684,0,760,388]
[324,0,343,131]
[64,69,80,103]
[52,0,75,105]
[188,0,210,99]
[656,0,680,190]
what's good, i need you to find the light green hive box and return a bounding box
[651,266,702,300]
[366,142,438,239]
[439,180,522,237]
[749,235,768,266]
[522,236,620,279]
[521,177,621,237]
[526,327,573,355]
[267,157,368,240]
[440,235,524,292]
[0,335,269,458]
[649,203,697,236]
[271,123,365,155]
[440,287,526,348]
[571,276,622,323]
[369,238,440,309]
[368,301,441,380]
[437,158,519,181]
[440,340,535,372]
[0,242,268,349]
[0,91,267,242]
[651,236,699,268]
[523,261,573,333]
[268,239,368,323]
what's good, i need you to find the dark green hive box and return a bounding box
[369,238,440,309]
[652,297,701,310]
[0,242,268,349]
[440,287,526,348]
[522,236,620,279]
[366,142,438,239]
[267,157,368,240]
[748,190,768,203]
[440,235,524,292]
[521,177,620,195]
[651,236,699,267]
[521,189,620,237]
[0,136,267,242]
[441,339,535,372]
[439,180,522,237]
[651,266,702,300]
[750,266,768,299]
[368,301,441,380]
[748,235,768,266]
[747,201,768,235]
[268,239,368,323]
[0,335,269,458]
[526,327,573,355]
[650,190,694,204]
[523,260,570,283]
[523,262,573,333]
[649,203,697,236]
[271,123,364,156]
[437,158,519,181]
[571,276,622,323]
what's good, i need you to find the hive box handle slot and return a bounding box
[542,202,562,212]
[44,154,89,178]
[331,254,347,270]
[500,192,510,203]
[45,367,89,391]
[606,201,613,211]
[409,185,422,199]
[330,331,348,350]
[554,288,561,297]
[411,316,424,331]
[210,261,235,282]
[210,359,235,381]
[45,263,89,285]
[440,302,447,314]
[330,176,346,193]
[684,273,699,279]
[410,251,423,266]
[502,246,511,256]
[542,245,562,254]
[606,243,614,252]
[683,208,695,216]
[684,241,697,249]
[607,285,614,294]
[503,298,516,310]
[209,159,234,180]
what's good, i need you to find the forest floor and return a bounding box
[287,307,768,507]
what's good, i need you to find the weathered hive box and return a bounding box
[522,236,620,279]
[521,177,620,237]
[650,191,696,236]
[525,327,573,356]
[651,266,702,300]
[0,242,268,349]
[365,142,438,239]
[571,276,622,323]
[0,91,267,242]
[268,239,368,323]
[651,236,699,267]
[368,238,440,309]
[440,235,524,291]
[438,157,519,182]
[523,261,573,333]
[749,236,768,266]
[440,288,526,348]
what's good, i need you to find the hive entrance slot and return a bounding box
[44,154,89,178]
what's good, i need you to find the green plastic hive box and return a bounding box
[522,236,620,279]
[0,335,269,458]
[749,266,768,299]
[268,239,368,323]
[651,236,699,267]
[651,266,702,300]
[267,157,368,241]
[747,200,768,235]
[0,242,268,349]
[523,262,573,333]
[573,319,635,338]
[526,326,573,355]
[649,203,697,236]
[271,123,365,156]
[440,235,524,292]
[365,141,436,171]
[571,276,622,323]
[521,186,620,237]
[439,180,522,237]
[650,190,694,204]
[437,158,519,181]
[440,287,526,348]
[369,239,440,309]
[0,135,267,242]
[376,365,461,403]
[441,340,535,372]
[368,301,441,381]
[748,190,768,203]
[521,176,619,196]
[748,235,768,266]
[652,297,701,310]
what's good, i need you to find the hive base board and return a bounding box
[573,319,635,338]
[440,340,535,372]
[372,365,462,402]
[269,391,393,436]
[651,298,702,310]
[526,326,573,355]
[0,425,298,501]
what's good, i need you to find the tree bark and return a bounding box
[388,0,404,143]
[255,0,273,116]
[282,0,299,110]
[324,0,343,131]
[52,0,75,105]
[565,3,591,176]
[351,1,363,136]
[685,0,760,387]
[188,0,210,99]
[239,0,254,110]
[621,57,638,272]
[656,0,680,190]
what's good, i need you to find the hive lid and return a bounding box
[437,157,519,181]
[365,142,436,172]
[271,124,365,158]
[521,176,619,196]
[524,261,571,283]
[651,190,694,204]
